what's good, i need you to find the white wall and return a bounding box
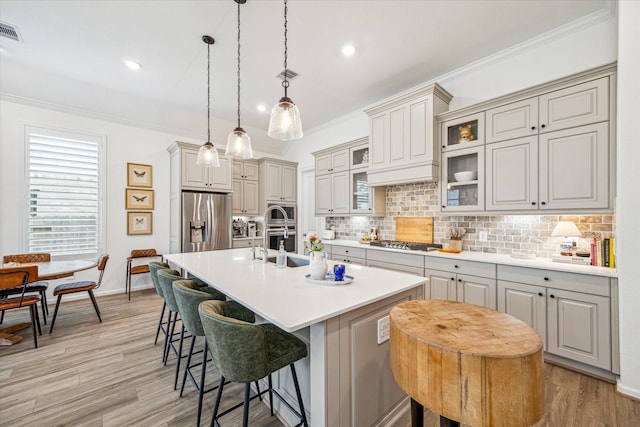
[615,0,640,399]
[0,100,199,297]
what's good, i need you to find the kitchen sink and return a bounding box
[266,256,310,268]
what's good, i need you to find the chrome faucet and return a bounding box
[250,229,264,260]
[260,205,289,262]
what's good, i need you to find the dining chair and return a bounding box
[126,248,162,300]
[0,265,42,348]
[199,300,308,427]
[1,253,50,325]
[49,254,109,334]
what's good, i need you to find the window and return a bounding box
[26,126,104,258]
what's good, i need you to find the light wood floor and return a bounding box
[1,289,639,426]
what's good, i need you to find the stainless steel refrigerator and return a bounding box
[182,192,232,252]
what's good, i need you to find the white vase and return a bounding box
[309,251,327,280]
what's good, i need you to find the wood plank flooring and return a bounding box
[1,289,639,426]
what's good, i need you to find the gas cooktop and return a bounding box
[369,240,442,251]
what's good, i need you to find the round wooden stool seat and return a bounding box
[390,300,544,427]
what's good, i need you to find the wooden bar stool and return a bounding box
[389,300,544,427]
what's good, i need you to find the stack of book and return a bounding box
[590,237,615,267]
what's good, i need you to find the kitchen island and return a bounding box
[165,248,427,427]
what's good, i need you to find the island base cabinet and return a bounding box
[547,288,611,371]
[314,288,421,427]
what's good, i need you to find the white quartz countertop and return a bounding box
[164,248,426,332]
[324,239,617,278]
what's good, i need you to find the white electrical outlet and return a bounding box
[377,315,390,344]
[479,230,488,242]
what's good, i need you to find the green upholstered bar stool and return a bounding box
[199,300,309,427]
[148,261,170,345]
[173,280,254,427]
[156,269,187,376]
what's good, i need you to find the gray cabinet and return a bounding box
[439,65,615,214]
[497,264,612,371]
[315,171,350,215]
[259,159,297,206]
[330,245,366,265]
[366,249,424,276]
[315,148,349,176]
[365,83,452,186]
[174,143,232,191]
[232,159,259,215]
[487,123,609,211]
[424,258,497,309]
[313,138,385,216]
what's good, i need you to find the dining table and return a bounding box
[0,258,98,346]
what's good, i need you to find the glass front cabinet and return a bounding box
[440,113,485,211]
[350,143,385,215]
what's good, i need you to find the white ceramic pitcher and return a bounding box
[308,251,328,280]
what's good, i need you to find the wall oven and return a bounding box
[266,226,296,252]
[266,203,296,226]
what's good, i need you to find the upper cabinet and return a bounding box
[258,158,297,207]
[486,78,609,144]
[232,159,259,215]
[313,138,386,216]
[168,142,232,192]
[438,63,616,214]
[364,83,452,186]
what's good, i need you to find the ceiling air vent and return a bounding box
[0,21,22,42]
[276,69,299,81]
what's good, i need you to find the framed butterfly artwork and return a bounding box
[127,212,152,235]
[125,188,154,210]
[127,163,152,188]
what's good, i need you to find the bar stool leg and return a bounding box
[174,324,186,390]
[242,383,251,427]
[211,375,226,427]
[411,399,424,427]
[290,364,308,427]
[154,301,166,345]
[196,339,208,427]
[180,335,196,397]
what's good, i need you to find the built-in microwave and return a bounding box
[266,203,296,226]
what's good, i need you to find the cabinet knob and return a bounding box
[450,277,455,281]
[538,292,543,297]
[531,202,536,205]
[540,201,546,205]
[442,145,446,149]
[549,294,555,299]
[531,126,536,130]
[442,205,446,209]
[458,278,462,282]
[345,250,349,253]
[544,277,549,281]
[454,265,459,268]
[541,124,546,129]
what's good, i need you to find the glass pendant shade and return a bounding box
[225,127,253,159]
[268,96,304,141]
[196,142,220,167]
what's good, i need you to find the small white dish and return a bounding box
[305,273,354,285]
[454,170,477,182]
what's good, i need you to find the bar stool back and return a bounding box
[199,300,309,427]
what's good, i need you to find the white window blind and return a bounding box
[27,127,102,257]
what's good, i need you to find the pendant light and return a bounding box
[267,0,303,141]
[226,0,254,159]
[196,35,221,167]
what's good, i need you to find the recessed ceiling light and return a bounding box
[257,104,267,112]
[124,59,142,71]
[342,44,356,57]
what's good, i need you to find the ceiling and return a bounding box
[0,0,609,154]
